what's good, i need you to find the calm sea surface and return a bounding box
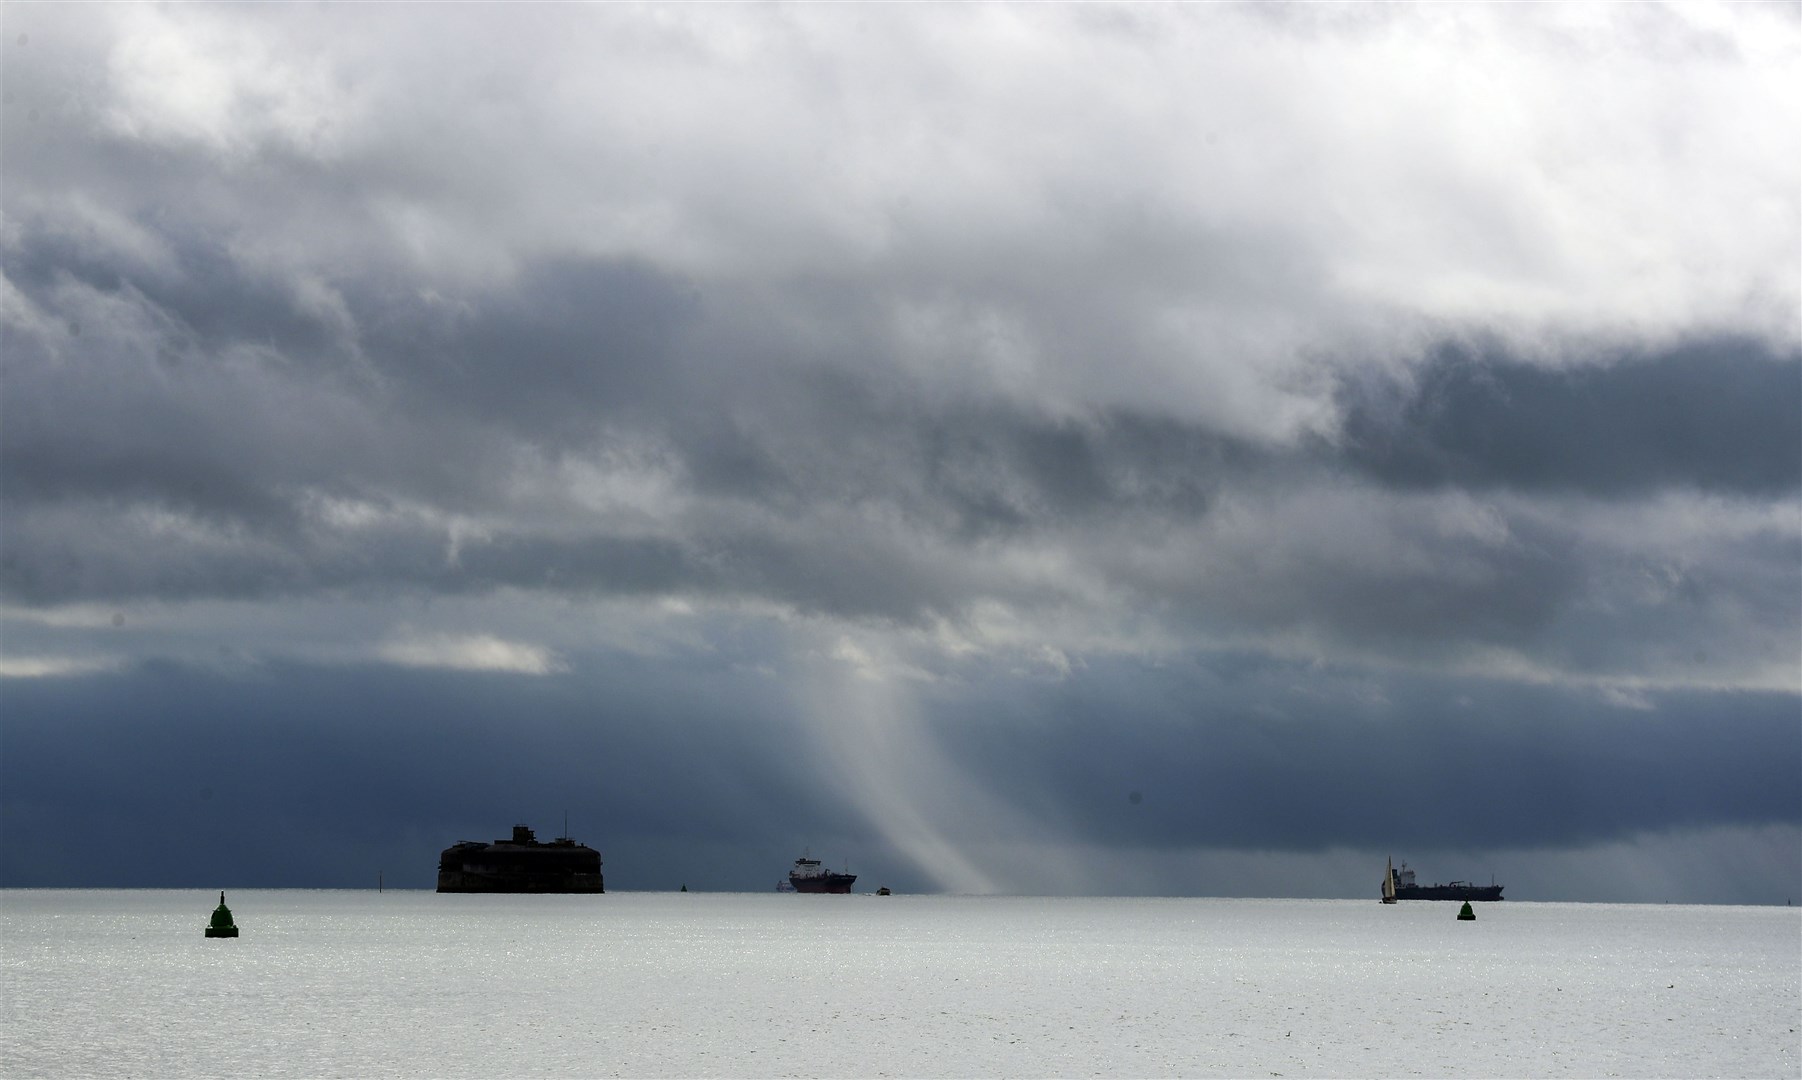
[2,891,1796,1078]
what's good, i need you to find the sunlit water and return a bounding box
[2,891,1796,1078]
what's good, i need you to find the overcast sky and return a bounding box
[3,3,1797,901]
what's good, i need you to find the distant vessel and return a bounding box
[437,824,603,893]
[1383,860,1502,902]
[788,854,856,894]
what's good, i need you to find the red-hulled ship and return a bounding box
[788,854,856,894]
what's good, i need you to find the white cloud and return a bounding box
[49,2,1790,401]
[0,655,119,679]
[376,632,563,676]
[103,5,354,161]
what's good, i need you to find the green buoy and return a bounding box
[205,892,239,938]
[1457,900,1476,921]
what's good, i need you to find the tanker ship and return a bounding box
[1383,859,1502,902]
[788,853,856,894]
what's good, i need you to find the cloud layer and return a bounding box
[3,3,1797,897]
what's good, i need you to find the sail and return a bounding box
[1382,856,1397,902]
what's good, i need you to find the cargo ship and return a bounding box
[788,853,856,894]
[437,824,604,893]
[1383,859,1502,902]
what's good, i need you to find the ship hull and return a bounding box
[789,873,856,894]
[437,871,604,893]
[1393,884,1503,902]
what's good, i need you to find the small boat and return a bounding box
[1381,857,1397,904]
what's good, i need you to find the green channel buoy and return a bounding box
[205,891,239,938]
[1457,901,1476,921]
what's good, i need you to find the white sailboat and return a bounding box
[1381,856,1397,904]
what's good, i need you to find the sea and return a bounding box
[2,890,1796,1078]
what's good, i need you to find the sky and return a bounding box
[2,2,1798,902]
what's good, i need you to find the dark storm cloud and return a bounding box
[2,208,1278,614]
[0,658,836,890]
[0,232,702,604]
[4,247,1796,676]
[4,227,350,368]
[356,256,703,445]
[1337,339,1802,497]
[4,230,1796,703]
[925,655,1802,853]
[1,231,384,528]
[3,651,1794,897]
[0,219,696,490]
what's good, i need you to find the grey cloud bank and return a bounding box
[2,3,1797,900]
[3,654,1796,902]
